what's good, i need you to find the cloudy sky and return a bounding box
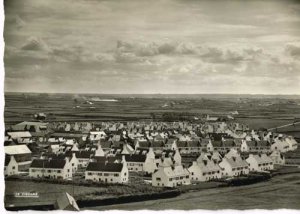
[4,0,300,94]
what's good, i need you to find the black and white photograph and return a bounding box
[2,0,300,211]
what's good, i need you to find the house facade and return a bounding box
[29,158,72,180]
[85,160,128,184]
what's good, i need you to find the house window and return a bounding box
[98,173,102,176]
[88,172,92,176]
[114,173,119,177]
[12,166,15,170]
[57,170,61,173]
[104,173,109,176]
[156,177,161,181]
[48,170,51,173]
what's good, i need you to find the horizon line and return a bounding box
[4,91,300,96]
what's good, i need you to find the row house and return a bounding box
[29,158,72,180]
[72,151,94,168]
[270,151,285,165]
[271,137,290,153]
[176,141,203,154]
[152,161,190,187]
[116,151,157,174]
[219,156,249,177]
[241,140,271,153]
[188,159,222,182]
[246,154,274,172]
[85,160,128,184]
[42,153,79,174]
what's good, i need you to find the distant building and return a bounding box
[11,121,48,133]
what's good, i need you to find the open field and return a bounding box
[87,172,300,210]
[5,93,300,130]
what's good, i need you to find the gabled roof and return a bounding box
[93,156,120,163]
[5,145,32,155]
[116,154,146,162]
[31,159,67,169]
[7,131,32,139]
[74,151,94,159]
[86,162,123,172]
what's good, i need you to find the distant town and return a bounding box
[4,112,300,210]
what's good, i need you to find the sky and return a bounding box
[3,0,300,94]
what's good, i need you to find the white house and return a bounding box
[85,158,128,184]
[116,152,157,174]
[73,151,94,168]
[285,136,298,151]
[94,143,105,157]
[121,143,135,155]
[42,153,79,174]
[271,137,290,153]
[152,163,190,187]
[89,131,107,141]
[246,154,274,172]
[219,156,249,177]
[161,149,182,165]
[4,156,18,176]
[270,151,285,165]
[188,159,221,182]
[29,158,72,180]
[5,145,32,172]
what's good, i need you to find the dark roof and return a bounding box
[31,159,66,169]
[187,141,200,147]
[134,148,150,155]
[74,151,94,159]
[50,132,85,138]
[137,141,151,148]
[212,140,222,147]
[116,154,146,162]
[222,140,236,147]
[100,141,112,149]
[86,162,123,172]
[177,141,187,147]
[5,156,11,166]
[43,153,69,160]
[152,141,164,147]
[93,156,120,163]
[209,133,228,141]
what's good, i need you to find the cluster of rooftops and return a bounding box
[4,120,298,186]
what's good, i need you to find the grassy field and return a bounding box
[87,172,300,210]
[4,93,300,128]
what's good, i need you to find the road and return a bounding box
[268,121,300,131]
[87,173,300,210]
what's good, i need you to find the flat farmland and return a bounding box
[4,93,300,129]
